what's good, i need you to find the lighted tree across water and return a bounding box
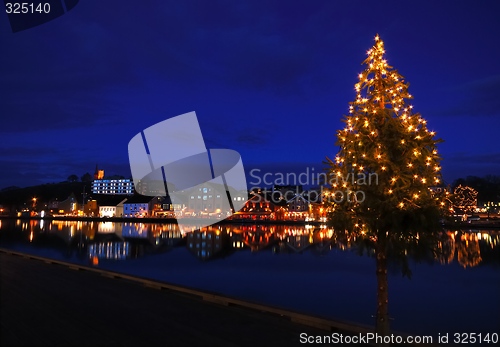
[326,35,449,336]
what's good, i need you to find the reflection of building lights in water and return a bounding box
[98,222,116,233]
[29,231,33,242]
[88,242,130,260]
[122,223,150,238]
[436,231,500,268]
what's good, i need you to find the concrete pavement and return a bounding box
[0,252,342,347]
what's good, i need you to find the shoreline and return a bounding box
[1,215,500,229]
[0,215,323,226]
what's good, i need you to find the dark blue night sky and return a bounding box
[1,0,500,189]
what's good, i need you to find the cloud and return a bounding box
[437,75,500,117]
[447,152,500,165]
[441,152,500,182]
[236,132,270,146]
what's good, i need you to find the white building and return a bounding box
[96,197,127,217]
[99,205,126,218]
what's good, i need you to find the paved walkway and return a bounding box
[0,252,335,347]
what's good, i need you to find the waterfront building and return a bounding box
[48,193,78,215]
[95,195,128,217]
[308,202,327,222]
[477,201,500,216]
[232,193,277,221]
[84,199,98,216]
[285,193,309,220]
[184,184,228,217]
[122,195,155,218]
[151,196,182,217]
[92,179,134,195]
[134,179,166,196]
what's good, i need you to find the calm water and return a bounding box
[0,219,499,337]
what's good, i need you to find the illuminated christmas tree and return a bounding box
[326,35,448,336]
[452,184,478,219]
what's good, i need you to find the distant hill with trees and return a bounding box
[0,181,92,207]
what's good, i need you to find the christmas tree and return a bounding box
[326,35,448,336]
[452,185,478,220]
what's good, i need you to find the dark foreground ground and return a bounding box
[0,252,335,347]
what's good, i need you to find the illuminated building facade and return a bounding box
[186,185,226,216]
[92,179,134,195]
[233,194,276,220]
[95,195,127,217]
[122,196,154,218]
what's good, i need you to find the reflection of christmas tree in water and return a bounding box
[456,232,482,268]
[436,231,456,265]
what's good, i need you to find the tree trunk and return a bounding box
[375,234,390,345]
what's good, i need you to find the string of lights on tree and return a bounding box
[452,185,478,214]
[326,35,450,233]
